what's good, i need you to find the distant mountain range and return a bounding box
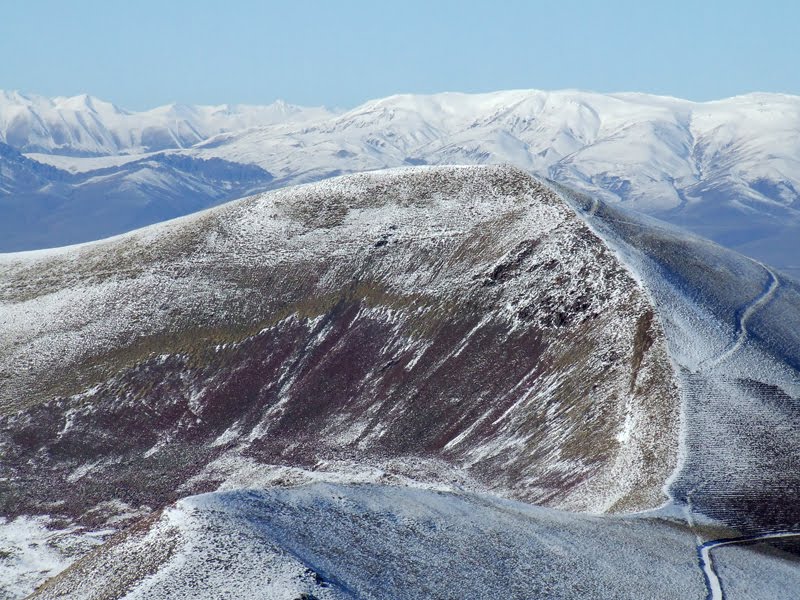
[1,89,799,278]
[0,90,333,155]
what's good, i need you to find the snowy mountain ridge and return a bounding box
[2,88,800,276]
[0,89,335,156]
[189,87,800,207]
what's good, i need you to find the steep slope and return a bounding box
[0,166,680,595]
[556,183,800,534]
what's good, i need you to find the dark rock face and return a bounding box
[0,166,678,534]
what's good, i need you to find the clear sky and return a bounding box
[2,0,797,109]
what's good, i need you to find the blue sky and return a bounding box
[2,0,797,109]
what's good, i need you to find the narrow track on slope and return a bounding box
[698,531,800,600]
[703,263,780,370]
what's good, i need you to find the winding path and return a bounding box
[690,262,786,598]
[568,188,795,598]
[704,262,780,370]
[698,531,800,600]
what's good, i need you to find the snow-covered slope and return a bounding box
[0,166,678,513]
[0,90,333,156]
[558,183,800,534]
[0,167,684,596]
[30,483,800,600]
[2,167,799,598]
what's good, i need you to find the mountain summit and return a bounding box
[1,166,689,596]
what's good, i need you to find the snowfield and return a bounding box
[29,484,800,600]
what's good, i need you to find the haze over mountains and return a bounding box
[1,89,799,278]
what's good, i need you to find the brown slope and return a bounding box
[0,166,678,538]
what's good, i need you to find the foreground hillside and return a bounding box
[30,484,800,600]
[1,166,683,597]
